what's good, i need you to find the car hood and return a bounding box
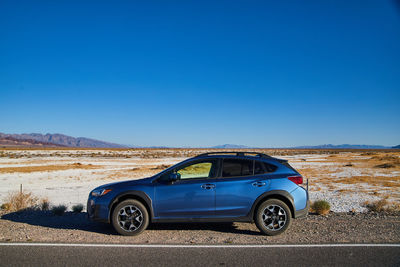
[95,176,153,190]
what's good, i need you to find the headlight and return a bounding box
[91,188,112,197]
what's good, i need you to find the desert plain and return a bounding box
[0,148,399,212]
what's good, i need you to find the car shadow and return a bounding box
[1,210,115,235]
[147,222,262,236]
[1,210,262,236]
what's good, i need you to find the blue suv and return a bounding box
[87,152,309,236]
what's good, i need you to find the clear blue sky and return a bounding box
[1,1,399,147]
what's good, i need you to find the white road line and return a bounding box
[0,243,399,248]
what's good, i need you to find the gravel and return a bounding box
[309,191,380,213]
[1,210,399,244]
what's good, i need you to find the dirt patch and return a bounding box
[335,176,400,188]
[151,164,172,170]
[374,163,395,169]
[0,163,98,173]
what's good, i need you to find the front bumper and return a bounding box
[87,197,110,223]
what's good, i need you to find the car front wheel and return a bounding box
[255,199,292,236]
[111,199,149,236]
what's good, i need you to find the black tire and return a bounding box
[111,199,149,236]
[255,199,292,236]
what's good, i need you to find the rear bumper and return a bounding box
[294,199,309,218]
[294,190,309,218]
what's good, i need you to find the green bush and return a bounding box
[72,204,84,213]
[52,205,67,216]
[311,200,331,215]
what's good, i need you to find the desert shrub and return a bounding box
[365,199,387,212]
[2,191,39,212]
[52,205,67,216]
[1,203,11,210]
[40,198,50,211]
[72,204,84,213]
[311,200,331,215]
[364,198,400,213]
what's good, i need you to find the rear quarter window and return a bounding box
[254,160,277,175]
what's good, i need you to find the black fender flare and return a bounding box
[108,191,154,222]
[248,190,295,219]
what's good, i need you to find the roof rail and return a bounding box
[195,151,274,159]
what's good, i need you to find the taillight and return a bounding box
[288,175,303,185]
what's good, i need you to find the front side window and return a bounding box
[177,162,214,179]
[222,159,253,177]
[158,160,217,181]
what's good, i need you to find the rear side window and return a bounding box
[222,159,253,177]
[254,160,277,175]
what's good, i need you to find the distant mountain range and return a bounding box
[211,144,398,149]
[0,132,398,149]
[0,133,126,148]
[293,144,392,149]
[211,144,251,149]
[0,135,65,147]
[211,144,397,149]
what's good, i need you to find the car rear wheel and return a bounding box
[255,199,292,236]
[111,199,149,236]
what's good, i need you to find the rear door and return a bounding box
[214,158,274,217]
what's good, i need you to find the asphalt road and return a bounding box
[0,244,399,267]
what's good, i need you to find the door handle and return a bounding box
[201,184,215,190]
[252,181,266,187]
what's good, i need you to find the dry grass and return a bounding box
[1,191,39,212]
[296,168,324,185]
[314,152,399,169]
[335,176,400,188]
[364,198,400,213]
[336,188,356,193]
[0,163,98,173]
[295,152,400,192]
[40,197,50,211]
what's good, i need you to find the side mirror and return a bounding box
[168,172,180,183]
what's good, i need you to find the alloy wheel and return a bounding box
[117,205,143,232]
[262,204,287,231]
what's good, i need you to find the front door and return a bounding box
[154,159,218,218]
